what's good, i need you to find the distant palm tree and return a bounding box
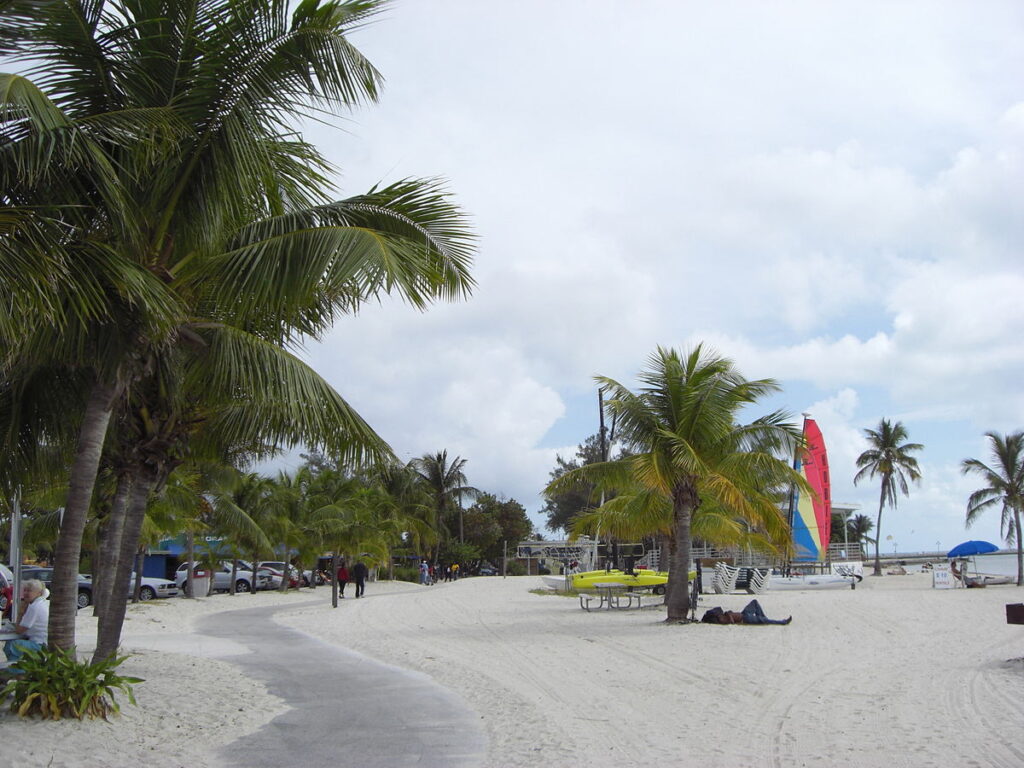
[961,431,1024,587]
[847,513,875,551]
[412,451,480,547]
[854,419,923,576]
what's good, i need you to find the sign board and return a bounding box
[932,563,954,589]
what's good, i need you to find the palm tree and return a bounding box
[2,0,475,650]
[412,451,480,548]
[550,345,805,622]
[853,419,923,576]
[372,462,436,578]
[961,431,1024,587]
[847,513,874,552]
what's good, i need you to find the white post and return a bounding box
[10,491,22,620]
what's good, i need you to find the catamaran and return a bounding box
[767,415,862,591]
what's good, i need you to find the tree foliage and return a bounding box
[548,345,806,622]
[541,434,608,535]
[853,418,923,576]
[961,430,1024,586]
[1,0,475,653]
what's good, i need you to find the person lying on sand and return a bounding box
[701,599,792,625]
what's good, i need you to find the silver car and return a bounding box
[174,561,262,593]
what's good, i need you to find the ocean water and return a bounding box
[901,552,1021,576]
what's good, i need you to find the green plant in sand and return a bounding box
[2,647,143,720]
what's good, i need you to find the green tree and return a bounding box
[853,418,923,577]
[827,512,873,555]
[541,435,606,535]
[1,0,475,651]
[847,513,874,548]
[961,430,1024,587]
[371,461,436,573]
[463,493,533,568]
[412,451,479,549]
[549,345,804,622]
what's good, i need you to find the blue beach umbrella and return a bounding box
[946,540,999,559]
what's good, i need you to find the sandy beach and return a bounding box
[3,574,1024,767]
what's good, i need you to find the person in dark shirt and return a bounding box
[352,560,369,598]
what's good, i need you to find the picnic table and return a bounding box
[579,582,656,611]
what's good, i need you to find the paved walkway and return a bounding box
[201,601,487,767]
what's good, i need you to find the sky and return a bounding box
[275,0,1024,555]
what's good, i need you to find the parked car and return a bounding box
[0,563,13,617]
[127,573,179,601]
[19,566,178,606]
[242,561,301,589]
[174,561,262,594]
[478,566,497,576]
[18,566,99,609]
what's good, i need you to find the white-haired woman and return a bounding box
[3,578,49,669]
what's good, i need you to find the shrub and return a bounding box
[506,561,526,576]
[2,646,143,720]
[391,566,420,584]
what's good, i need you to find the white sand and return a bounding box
[4,575,1024,767]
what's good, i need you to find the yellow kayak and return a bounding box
[570,569,672,594]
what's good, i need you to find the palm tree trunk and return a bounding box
[132,550,144,602]
[331,552,339,608]
[186,531,196,598]
[873,483,886,576]
[1015,507,1023,587]
[93,474,132,619]
[92,463,157,663]
[278,546,289,592]
[251,549,260,595]
[663,534,677,606]
[48,377,121,651]
[665,485,697,622]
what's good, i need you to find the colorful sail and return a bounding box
[792,417,832,561]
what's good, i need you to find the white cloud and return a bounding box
[281,1,1024,549]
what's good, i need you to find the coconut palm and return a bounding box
[961,430,1024,587]
[853,419,923,577]
[2,0,475,650]
[412,451,480,547]
[550,345,805,622]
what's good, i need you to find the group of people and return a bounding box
[2,579,48,672]
[419,561,460,585]
[334,560,369,598]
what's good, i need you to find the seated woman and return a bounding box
[4,579,49,670]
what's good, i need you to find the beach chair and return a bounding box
[713,563,740,594]
[746,567,770,594]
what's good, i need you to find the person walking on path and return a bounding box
[336,562,349,598]
[419,560,430,585]
[353,561,369,598]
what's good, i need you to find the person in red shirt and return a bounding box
[336,562,349,598]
